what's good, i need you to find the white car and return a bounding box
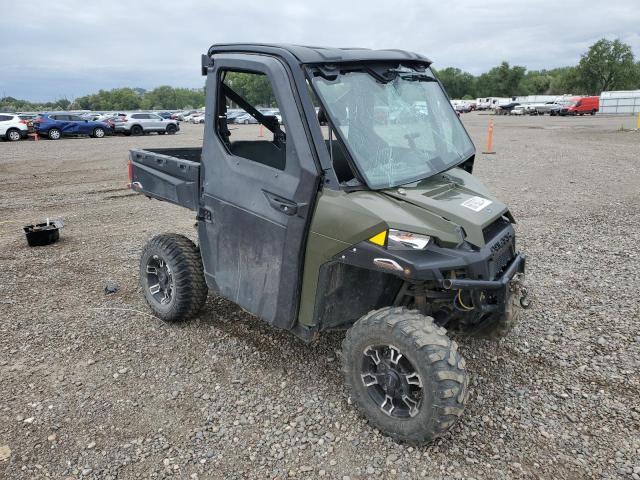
[190,113,206,124]
[510,105,526,115]
[0,114,29,141]
[119,112,180,135]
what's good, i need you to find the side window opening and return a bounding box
[215,69,287,171]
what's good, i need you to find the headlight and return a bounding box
[368,229,431,250]
[387,229,431,250]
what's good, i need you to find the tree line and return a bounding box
[0,86,206,113]
[436,39,640,99]
[1,38,638,113]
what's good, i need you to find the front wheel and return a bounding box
[591,109,597,115]
[166,124,177,135]
[48,128,61,140]
[139,234,208,322]
[342,307,469,445]
[92,127,105,138]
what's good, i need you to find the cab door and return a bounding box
[198,53,320,330]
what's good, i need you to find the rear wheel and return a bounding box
[130,125,143,136]
[48,128,61,140]
[140,234,208,322]
[342,307,469,445]
[6,128,21,141]
[166,124,177,135]
[92,127,105,138]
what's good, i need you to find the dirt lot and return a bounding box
[1,114,639,479]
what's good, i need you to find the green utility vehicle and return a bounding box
[128,44,529,444]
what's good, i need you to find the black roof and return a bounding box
[207,43,431,65]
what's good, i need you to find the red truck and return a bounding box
[559,96,599,116]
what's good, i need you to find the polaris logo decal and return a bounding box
[461,196,492,212]
[491,232,513,254]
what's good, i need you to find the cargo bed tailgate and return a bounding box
[129,148,201,211]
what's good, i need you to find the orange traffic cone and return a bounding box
[482,119,495,154]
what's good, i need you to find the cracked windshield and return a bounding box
[313,67,474,189]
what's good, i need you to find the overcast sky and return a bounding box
[1,0,639,101]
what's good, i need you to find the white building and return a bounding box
[599,90,640,114]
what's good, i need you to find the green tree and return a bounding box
[576,38,638,94]
[224,72,276,107]
[547,66,582,94]
[475,62,526,97]
[519,70,553,95]
[434,67,476,99]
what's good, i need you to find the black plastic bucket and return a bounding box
[23,221,63,247]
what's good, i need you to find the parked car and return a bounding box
[175,110,199,121]
[225,110,247,124]
[33,113,113,139]
[495,102,520,115]
[158,112,174,119]
[510,105,526,115]
[100,116,126,133]
[189,113,206,124]
[119,113,180,135]
[451,101,472,113]
[559,96,599,116]
[81,113,103,121]
[549,100,570,116]
[0,114,29,141]
[17,113,38,122]
[530,102,557,115]
[17,113,38,131]
[234,112,258,124]
[261,109,283,124]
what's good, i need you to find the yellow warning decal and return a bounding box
[368,230,387,246]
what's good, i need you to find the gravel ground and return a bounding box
[1,114,639,479]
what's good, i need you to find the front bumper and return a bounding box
[335,221,527,310]
[442,253,525,290]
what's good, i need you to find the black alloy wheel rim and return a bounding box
[145,255,173,305]
[360,344,423,418]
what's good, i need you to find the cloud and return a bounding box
[1,0,638,101]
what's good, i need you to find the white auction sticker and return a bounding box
[461,196,492,212]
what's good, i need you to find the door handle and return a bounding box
[263,191,302,216]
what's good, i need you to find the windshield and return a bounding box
[311,66,474,189]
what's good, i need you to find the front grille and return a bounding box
[488,226,515,279]
[483,216,511,243]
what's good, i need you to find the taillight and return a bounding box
[19,120,27,124]
[127,158,133,185]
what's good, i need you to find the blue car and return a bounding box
[33,113,113,140]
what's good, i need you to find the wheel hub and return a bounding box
[382,369,401,395]
[361,345,423,418]
[145,255,173,305]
